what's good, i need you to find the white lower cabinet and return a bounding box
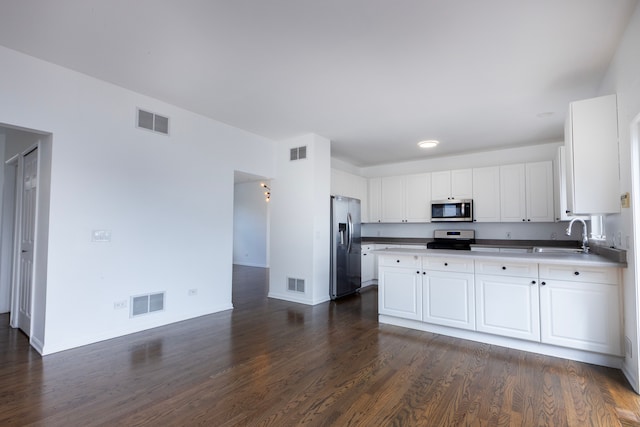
[361,244,376,285]
[539,264,621,355]
[378,255,422,320]
[378,254,622,359]
[423,271,475,330]
[475,275,540,341]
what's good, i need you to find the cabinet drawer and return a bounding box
[424,257,474,273]
[539,264,618,284]
[475,260,537,277]
[378,254,420,268]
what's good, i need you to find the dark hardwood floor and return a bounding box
[1,265,639,426]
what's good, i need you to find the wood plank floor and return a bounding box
[1,265,639,426]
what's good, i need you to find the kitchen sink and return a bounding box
[532,246,585,254]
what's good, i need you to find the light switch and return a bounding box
[92,230,112,242]
[621,192,630,208]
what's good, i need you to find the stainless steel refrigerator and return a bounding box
[330,195,361,300]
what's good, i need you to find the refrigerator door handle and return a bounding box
[347,213,353,253]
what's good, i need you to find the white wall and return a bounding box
[598,1,640,392]
[269,134,331,305]
[0,45,276,354]
[233,181,269,268]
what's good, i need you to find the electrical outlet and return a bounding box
[188,288,198,296]
[114,300,127,310]
[506,232,511,239]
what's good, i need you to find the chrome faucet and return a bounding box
[566,218,590,253]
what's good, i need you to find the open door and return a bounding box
[15,147,37,336]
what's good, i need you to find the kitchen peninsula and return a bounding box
[374,244,626,369]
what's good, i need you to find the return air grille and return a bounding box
[290,146,307,161]
[131,292,165,317]
[287,277,305,293]
[137,108,170,135]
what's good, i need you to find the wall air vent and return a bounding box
[137,108,170,135]
[287,277,305,293]
[131,292,165,317]
[290,146,307,161]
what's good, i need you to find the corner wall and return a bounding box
[0,45,276,354]
[269,134,331,305]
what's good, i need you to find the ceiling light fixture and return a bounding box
[417,140,440,149]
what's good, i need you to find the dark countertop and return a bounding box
[362,236,581,248]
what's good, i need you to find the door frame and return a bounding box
[629,111,640,393]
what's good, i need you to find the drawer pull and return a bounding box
[531,280,536,285]
[416,271,420,274]
[444,262,448,266]
[502,266,506,270]
[396,259,400,263]
[574,271,580,276]
[423,271,426,275]
[541,281,546,286]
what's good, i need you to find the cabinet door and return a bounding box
[476,275,540,341]
[368,178,381,223]
[423,271,475,330]
[540,280,621,355]
[451,169,473,199]
[526,161,554,222]
[566,94,619,215]
[379,267,422,320]
[431,171,451,200]
[404,173,431,222]
[499,164,526,222]
[361,245,376,284]
[472,166,501,222]
[380,176,404,222]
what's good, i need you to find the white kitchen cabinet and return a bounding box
[500,161,554,222]
[378,256,422,320]
[539,264,621,355]
[554,146,588,221]
[368,178,382,223]
[380,174,431,223]
[422,260,475,330]
[361,244,377,286]
[472,166,501,222]
[475,260,540,342]
[431,169,472,201]
[565,94,620,215]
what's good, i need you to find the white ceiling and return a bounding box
[0,0,637,167]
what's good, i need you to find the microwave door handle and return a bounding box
[461,203,465,216]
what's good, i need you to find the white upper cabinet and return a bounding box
[367,178,382,223]
[380,174,431,223]
[525,161,554,222]
[565,94,620,215]
[554,146,588,221]
[472,166,500,222]
[431,169,472,201]
[500,161,554,222]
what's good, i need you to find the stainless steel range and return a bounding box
[426,229,475,250]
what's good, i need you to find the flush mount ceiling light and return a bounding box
[417,140,440,149]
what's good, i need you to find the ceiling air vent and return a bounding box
[137,108,170,135]
[290,146,307,161]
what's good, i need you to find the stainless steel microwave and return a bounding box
[431,199,473,222]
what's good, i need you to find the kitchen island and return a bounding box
[374,246,626,369]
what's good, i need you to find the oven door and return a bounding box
[431,200,473,222]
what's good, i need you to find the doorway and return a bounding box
[232,171,270,307]
[0,124,51,351]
